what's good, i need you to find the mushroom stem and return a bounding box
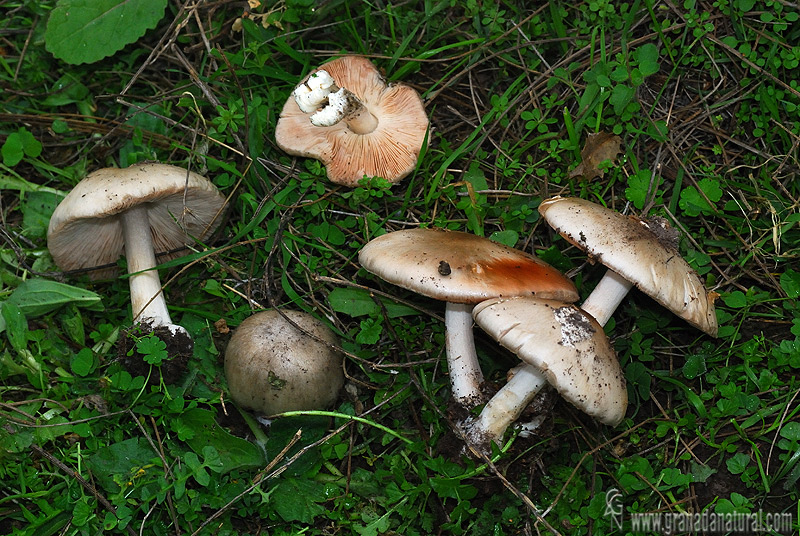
[120,205,173,327]
[444,302,485,406]
[310,88,378,134]
[465,365,548,446]
[343,100,379,134]
[579,269,634,326]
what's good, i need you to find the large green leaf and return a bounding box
[172,408,265,472]
[44,0,168,65]
[86,438,157,493]
[6,279,104,317]
[0,279,103,334]
[271,478,327,523]
[328,287,417,318]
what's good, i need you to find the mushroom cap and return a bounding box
[538,196,718,336]
[275,55,429,186]
[472,296,627,426]
[224,310,345,415]
[358,228,579,304]
[47,163,226,279]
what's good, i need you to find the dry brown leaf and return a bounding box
[568,131,622,180]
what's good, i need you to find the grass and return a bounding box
[1,0,799,534]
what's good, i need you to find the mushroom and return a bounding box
[224,310,345,415]
[358,228,579,407]
[538,196,718,336]
[468,296,627,448]
[275,55,429,186]
[46,162,225,336]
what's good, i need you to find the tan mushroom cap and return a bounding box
[47,163,225,278]
[472,296,628,426]
[358,228,579,304]
[275,55,429,186]
[538,196,718,336]
[225,310,345,415]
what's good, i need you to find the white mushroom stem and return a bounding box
[444,302,485,406]
[465,365,547,446]
[310,88,378,134]
[119,205,176,329]
[579,269,634,326]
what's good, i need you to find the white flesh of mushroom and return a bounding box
[309,88,355,126]
[444,303,485,406]
[120,205,187,336]
[293,70,338,113]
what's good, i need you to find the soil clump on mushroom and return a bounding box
[117,322,193,385]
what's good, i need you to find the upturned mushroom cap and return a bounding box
[47,162,225,278]
[275,55,429,186]
[358,228,579,304]
[224,310,345,415]
[472,296,627,426]
[538,196,718,336]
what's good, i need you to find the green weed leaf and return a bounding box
[682,353,707,379]
[87,438,156,492]
[201,445,225,473]
[45,0,168,65]
[429,476,478,500]
[659,467,693,489]
[329,287,379,317]
[1,302,28,351]
[59,304,86,346]
[625,168,661,210]
[625,361,652,400]
[488,230,519,247]
[184,451,209,485]
[356,318,382,344]
[679,178,723,216]
[136,335,167,365]
[610,83,635,115]
[272,478,327,523]
[70,348,96,376]
[173,408,264,472]
[722,291,747,308]
[779,422,800,441]
[6,279,103,319]
[726,452,750,474]
[22,191,62,239]
[635,43,660,76]
[1,128,42,167]
[780,269,800,298]
[689,461,717,483]
[329,287,416,318]
[72,498,92,527]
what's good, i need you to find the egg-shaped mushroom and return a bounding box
[224,310,344,415]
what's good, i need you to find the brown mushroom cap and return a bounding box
[275,55,429,186]
[358,228,579,304]
[47,163,225,278]
[472,296,628,426]
[224,310,345,415]
[538,196,718,336]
